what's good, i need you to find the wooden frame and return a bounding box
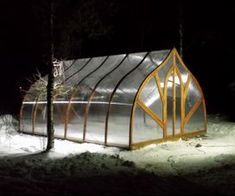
[130,48,207,149]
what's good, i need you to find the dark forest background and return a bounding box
[0,0,235,120]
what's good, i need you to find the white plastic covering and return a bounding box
[20,49,206,148]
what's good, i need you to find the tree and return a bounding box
[46,0,55,151]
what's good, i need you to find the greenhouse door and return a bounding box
[166,69,181,137]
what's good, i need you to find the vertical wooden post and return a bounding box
[172,53,176,136]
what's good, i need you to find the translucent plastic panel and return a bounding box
[157,54,173,90]
[166,75,173,136]
[53,96,68,138]
[184,103,206,132]
[140,78,162,120]
[150,50,170,66]
[84,55,126,142]
[107,51,169,145]
[176,57,189,86]
[34,101,47,135]
[66,102,84,140]
[185,80,201,115]
[21,103,34,132]
[65,57,106,86]
[64,58,90,85]
[87,52,146,146]
[63,60,75,71]
[175,74,181,134]
[107,53,150,146]
[133,106,163,143]
[106,103,131,146]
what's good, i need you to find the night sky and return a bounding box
[0,0,235,120]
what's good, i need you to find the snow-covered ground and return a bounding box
[0,114,235,195]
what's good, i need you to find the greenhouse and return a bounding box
[20,48,207,149]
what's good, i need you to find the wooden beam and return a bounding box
[184,98,202,126]
[175,67,185,134]
[172,68,176,135]
[155,74,164,104]
[137,99,163,128]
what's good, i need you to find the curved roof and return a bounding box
[20,48,207,149]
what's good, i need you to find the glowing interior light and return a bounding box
[181,74,188,84]
[116,88,137,94]
[160,82,164,88]
[145,92,160,107]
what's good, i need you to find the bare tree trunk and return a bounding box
[46,0,54,151]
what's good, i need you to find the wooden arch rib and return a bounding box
[129,50,173,148]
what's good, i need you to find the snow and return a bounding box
[0,114,235,195]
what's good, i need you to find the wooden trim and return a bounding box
[184,74,191,98]
[137,99,163,128]
[202,99,208,131]
[131,49,174,145]
[130,129,206,150]
[155,74,165,134]
[155,74,164,104]
[129,102,137,147]
[184,98,202,126]
[174,49,207,133]
[172,67,176,136]
[163,66,174,137]
[174,48,191,73]
[175,67,184,134]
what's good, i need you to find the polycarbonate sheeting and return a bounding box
[53,96,68,138]
[150,50,170,66]
[86,52,146,145]
[106,104,132,145]
[107,51,169,146]
[140,78,162,120]
[21,103,34,132]
[63,60,75,71]
[81,55,126,142]
[184,103,205,132]
[66,102,83,140]
[133,106,163,143]
[108,54,154,145]
[157,53,173,89]
[64,58,91,85]
[65,57,106,86]
[185,79,201,115]
[166,77,173,136]
[176,57,189,86]
[34,101,47,135]
[175,74,181,134]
